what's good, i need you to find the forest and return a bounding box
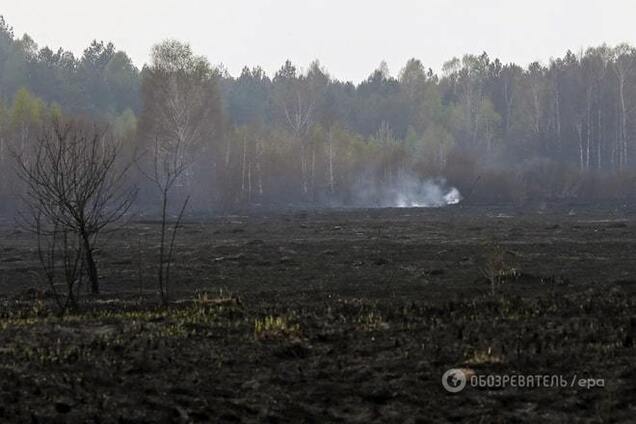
[1,14,636,213]
[1,12,635,422]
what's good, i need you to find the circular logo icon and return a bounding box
[442,369,467,393]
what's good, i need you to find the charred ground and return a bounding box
[0,205,635,422]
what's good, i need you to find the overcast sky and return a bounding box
[3,0,636,82]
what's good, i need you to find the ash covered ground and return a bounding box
[0,205,635,422]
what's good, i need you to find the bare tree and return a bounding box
[14,118,135,295]
[328,126,335,195]
[283,90,314,194]
[138,134,193,304]
[137,39,222,303]
[30,213,83,314]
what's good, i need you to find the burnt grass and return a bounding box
[0,205,635,423]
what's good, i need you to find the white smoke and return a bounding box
[393,179,462,208]
[352,174,462,208]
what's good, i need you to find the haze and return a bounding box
[2,2,636,420]
[3,0,636,81]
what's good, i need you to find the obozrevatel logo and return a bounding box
[442,369,467,393]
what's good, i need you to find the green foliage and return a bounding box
[10,87,44,128]
[112,108,137,139]
[49,102,63,121]
[0,98,6,127]
[2,13,636,206]
[0,16,139,118]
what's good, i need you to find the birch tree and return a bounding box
[613,44,634,169]
[273,61,314,195]
[138,39,222,303]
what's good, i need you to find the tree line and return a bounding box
[2,15,636,212]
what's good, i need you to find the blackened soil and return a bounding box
[0,205,635,422]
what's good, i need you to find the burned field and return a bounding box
[0,205,635,422]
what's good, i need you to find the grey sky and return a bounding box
[3,0,636,82]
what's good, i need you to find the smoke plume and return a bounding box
[352,175,462,208]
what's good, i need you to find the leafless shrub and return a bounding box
[13,117,136,297]
[480,244,518,295]
[31,213,83,314]
[137,135,191,304]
